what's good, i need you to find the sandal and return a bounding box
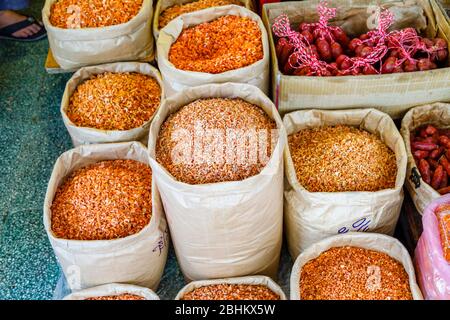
[0,16,47,42]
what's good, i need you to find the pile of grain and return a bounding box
[168,15,263,74]
[182,284,280,300]
[159,0,242,29]
[66,72,161,131]
[300,246,413,300]
[51,159,152,240]
[156,98,276,184]
[50,0,143,28]
[288,125,397,192]
[435,203,450,262]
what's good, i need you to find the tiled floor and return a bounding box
[0,1,293,300]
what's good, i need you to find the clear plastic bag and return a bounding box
[415,194,450,299]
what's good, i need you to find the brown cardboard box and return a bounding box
[262,0,450,118]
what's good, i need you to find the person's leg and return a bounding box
[0,0,30,11]
[0,0,45,39]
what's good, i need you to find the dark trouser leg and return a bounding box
[0,0,30,11]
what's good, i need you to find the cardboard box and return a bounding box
[262,0,450,118]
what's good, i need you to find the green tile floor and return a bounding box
[0,0,292,300]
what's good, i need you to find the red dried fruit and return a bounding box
[440,157,450,175]
[439,135,450,149]
[411,141,439,151]
[425,125,438,136]
[294,66,313,76]
[360,46,373,58]
[381,57,397,74]
[403,60,417,72]
[348,38,361,51]
[440,171,448,189]
[309,44,320,59]
[301,30,314,44]
[437,49,449,62]
[275,38,288,58]
[332,28,349,47]
[418,159,432,184]
[413,150,429,160]
[431,165,445,190]
[363,65,378,75]
[355,45,365,57]
[316,38,332,61]
[331,42,343,59]
[417,58,434,71]
[429,147,443,159]
[438,186,450,194]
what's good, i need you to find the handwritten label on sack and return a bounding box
[410,167,421,188]
[152,227,169,256]
[338,217,371,234]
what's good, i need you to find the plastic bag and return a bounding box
[415,194,450,299]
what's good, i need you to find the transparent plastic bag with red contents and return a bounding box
[415,194,450,299]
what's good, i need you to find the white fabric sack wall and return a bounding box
[157,5,270,96]
[284,109,407,259]
[43,142,169,291]
[290,233,423,300]
[148,83,285,281]
[63,283,160,300]
[60,62,164,147]
[42,0,154,70]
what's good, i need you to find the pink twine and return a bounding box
[346,7,394,73]
[378,8,394,36]
[315,1,337,42]
[387,28,421,67]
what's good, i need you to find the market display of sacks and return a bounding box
[262,0,450,118]
[148,83,286,281]
[157,5,270,96]
[42,0,154,69]
[43,142,168,291]
[284,108,407,258]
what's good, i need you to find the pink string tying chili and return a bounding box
[341,7,394,74]
[273,13,329,75]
